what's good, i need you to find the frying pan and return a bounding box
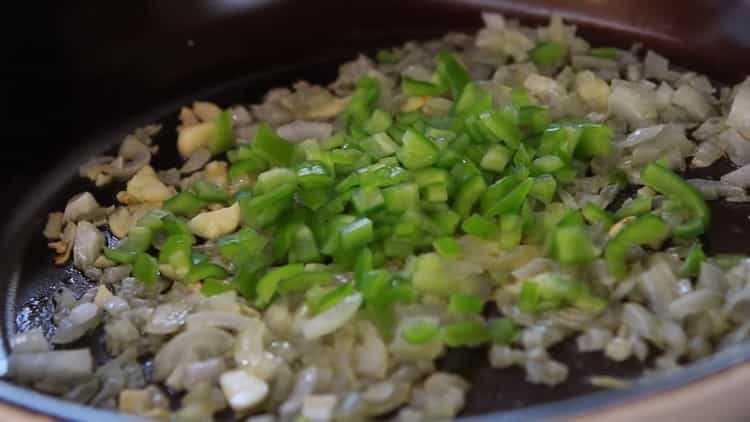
[4,0,750,420]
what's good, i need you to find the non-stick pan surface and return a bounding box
[4,1,750,420]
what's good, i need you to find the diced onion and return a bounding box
[302,293,363,340]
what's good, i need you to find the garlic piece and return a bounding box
[126,165,173,203]
[178,122,214,158]
[189,203,240,240]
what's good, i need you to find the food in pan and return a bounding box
[8,12,750,422]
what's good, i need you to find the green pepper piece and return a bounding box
[363,109,393,134]
[575,124,613,158]
[360,133,399,159]
[552,225,598,265]
[453,82,493,117]
[253,122,295,166]
[401,320,440,345]
[615,197,652,220]
[590,47,618,59]
[436,51,470,99]
[532,155,566,175]
[187,261,229,283]
[342,76,380,128]
[132,253,159,286]
[218,227,268,261]
[278,271,334,294]
[254,168,298,195]
[605,214,671,279]
[352,186,385,214]
[308,282,356,315]
[192,180,231,204]
[454,175,487,218]
[432,236,462,258]
[135,209,169,231]
[425,209,461,236]
[529,41,567,66]
[488,318,519,345]
[228,154,268,180]
[397,129,439,169]
[519,105,551,134]
[511,87,533,107]
[232,254,267,299]
[255,263,306,307]
[163,192,206,217]
[401,77,447,97]
[201,279,235,296]
[289,225,321,263]
[582,202,614,229]
[158,234,193,281]
[480,171,525,214]
[530,175,557,204]
[382,183,420,214]
[448,293,485,314]
[161,216,194,242]
[461,214,497,239]
[442,321,490,347]
[479,109,522,148]
[339,218,374,250]
[640,163,710,237]
[296,160,334,189]
[480,144,512,173]
[519,280,541,313]
[239,183,295,228]
[209,110,235,154]
[103,226,153,264]
[680,242,705,277]
[483,178,533,218]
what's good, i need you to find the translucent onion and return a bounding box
[302,293,363,340]
[153,327,234,381]
[73,221,103,270]
[8,349,93,382]
[668,289,721,319]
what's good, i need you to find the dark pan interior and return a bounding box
[4,0,750,420]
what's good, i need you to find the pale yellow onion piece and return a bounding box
[192,101,222,122]
[119,389,149,415]
[204,160,229,188]
[177,121,214,158]
[63,192,101,223]
[188,202,240,240]
[401,96,427,112]
[126,165,173,203]
[301,96,350,120]
[575,70,610,112]
[178,106,199,129]
[107,207,133,238]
